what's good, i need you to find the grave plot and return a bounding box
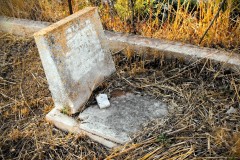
[1,9,240,160]
[29,6,240,153]
[1,31,240,159]
[34,7,169,147]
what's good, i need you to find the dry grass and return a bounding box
[106,48,240,159]
[101,0,240,50]
[1,33,240,159]
[0,0,90,22]
[0,33,108,159]
[0,0,239,50]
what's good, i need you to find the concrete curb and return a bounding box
[106,31,240,71]
[1,16,240,71]
[0,16,50,37]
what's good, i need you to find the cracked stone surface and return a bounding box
[34,7,115,114]
[79,93,169,144]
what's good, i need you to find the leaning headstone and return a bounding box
[34,7,116,114]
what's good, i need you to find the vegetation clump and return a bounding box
[0,0,239,50]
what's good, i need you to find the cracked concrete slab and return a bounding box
[46,108,118,148]
[79,93,168,144]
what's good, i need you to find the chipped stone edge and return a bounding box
[46,108,119,148]
[33,7,97,37]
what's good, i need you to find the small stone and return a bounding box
[226,107,237,114]
[96,94,110,109]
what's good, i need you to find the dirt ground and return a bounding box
[1,33,240,159]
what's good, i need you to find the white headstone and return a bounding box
[34,7,116,114]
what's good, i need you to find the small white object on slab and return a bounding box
[96,94,110,109]
[226,107,237,114]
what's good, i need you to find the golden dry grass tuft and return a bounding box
[0,0,239,50]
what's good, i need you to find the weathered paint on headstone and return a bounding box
[34,7,116,114]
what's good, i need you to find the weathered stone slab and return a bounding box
[34,7,116,114]
[0,16,51,37]
[79,93,168,144]
[106,31,240,71]
[46,108,118,148]
[46,108,80,133]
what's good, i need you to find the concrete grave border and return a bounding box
[46,108,119,148]
[0,16,51,37]
[1,15,240,70]
[1,15,240,148]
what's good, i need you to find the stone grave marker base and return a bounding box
[46,93,168,148]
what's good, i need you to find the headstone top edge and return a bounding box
[33,7,97,37]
